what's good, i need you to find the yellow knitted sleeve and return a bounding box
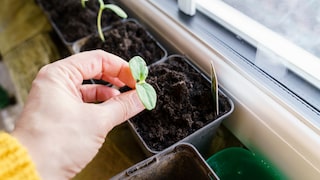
[0,132,40,180]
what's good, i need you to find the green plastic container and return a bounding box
[0,85,10,109]
[206,147,286,180]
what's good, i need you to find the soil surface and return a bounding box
[36,0,122,43]
[130,56,231,152]
[80,20,166,64]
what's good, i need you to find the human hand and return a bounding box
[12,50,145,180]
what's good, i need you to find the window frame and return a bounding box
[196,0,320,90]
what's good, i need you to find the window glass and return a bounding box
[222,0,320,58]
[193,0,320,126]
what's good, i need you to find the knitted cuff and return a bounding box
[0,132,40,180]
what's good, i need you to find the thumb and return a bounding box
[102,90,145,128]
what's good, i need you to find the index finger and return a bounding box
[55,50,136,88]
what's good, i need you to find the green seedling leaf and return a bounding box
[104,4,128,19]
[81,0,89,8]
[129,56,157,110]
[129,56,148,82]
[136,83,157,110]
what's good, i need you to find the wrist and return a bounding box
[0,131,40,179]
[12,125,68,180]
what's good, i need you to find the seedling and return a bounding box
[129,56,157,110]
[81,0,89,7]
[81,0,128,42]
[210,62,219,116]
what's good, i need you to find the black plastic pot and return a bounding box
[73,19,167,65]
[110,143,219,180]
[128,55,234,156]
[36,0,123,50]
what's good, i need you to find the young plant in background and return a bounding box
[210,62,219,116]
[129,56,157,110]
[81,0,89,7]
[81,0,128,41]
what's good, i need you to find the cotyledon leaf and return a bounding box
[136,83,157,110]
[129,56,148,82]
[104,4,128,19]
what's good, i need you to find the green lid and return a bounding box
[206,147,286,180]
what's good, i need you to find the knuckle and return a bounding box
[113,95,130,121]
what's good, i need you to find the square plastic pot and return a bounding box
[110,143,219,180]
[128,55,234,156]
[72,19,167,65]
[35,0,123,50]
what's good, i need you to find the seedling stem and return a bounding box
[81,0,128,41]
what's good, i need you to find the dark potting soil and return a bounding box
[130,56,231,152]
[36,0,122,43]
[80,20,165,65]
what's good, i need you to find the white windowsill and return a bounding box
[119,0,320,179]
